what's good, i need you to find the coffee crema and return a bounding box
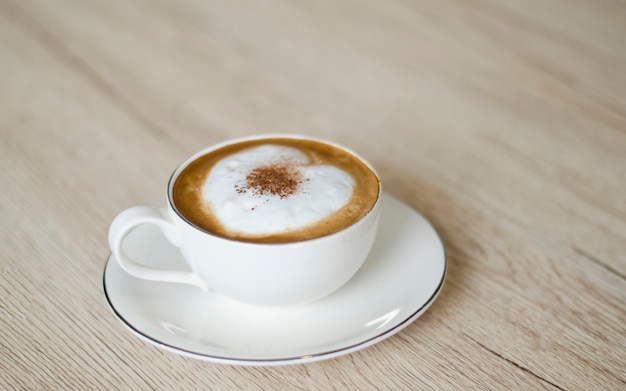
[171,138,380,243]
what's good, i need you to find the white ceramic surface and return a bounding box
[103,194,446,366]
[108,134,382,306]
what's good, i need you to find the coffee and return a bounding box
[171,138,380,243]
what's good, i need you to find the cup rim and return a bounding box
[166,133,382,245]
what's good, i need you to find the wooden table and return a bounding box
[1,0,624,389]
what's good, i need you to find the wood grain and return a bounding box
[1,0,624,389]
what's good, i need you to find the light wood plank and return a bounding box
[1,0,624,389]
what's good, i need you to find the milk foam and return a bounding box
[201,145,354,236]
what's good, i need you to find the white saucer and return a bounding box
[103,194,446,366]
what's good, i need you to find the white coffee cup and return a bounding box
[108,134,382,306]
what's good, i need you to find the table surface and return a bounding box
[1,0,625,389]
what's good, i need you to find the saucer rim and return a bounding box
[102,195,447,366]
[103,258,446,365]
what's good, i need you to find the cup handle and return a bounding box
[108,206,208,291]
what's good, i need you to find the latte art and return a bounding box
[172,138,380,243]
[202,145,354,236]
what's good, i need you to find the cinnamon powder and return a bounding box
[236,160,304,199]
